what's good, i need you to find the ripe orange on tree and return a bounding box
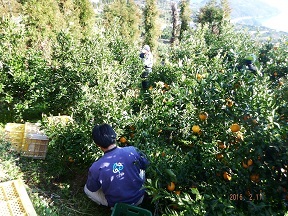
[192,125,201,133]
[68,156,75,163]
[243,115,251,121]
[230,123,241,132]
[196,74,203,81]
[226,98,234,107]
[252,119,258,125]
[223,172,232,181]
[216,153,224,160]
[245,189,251,197]
[247,159,253,166]
[129,125,136,131]
[164,83,170,90]
[174,190,181,195]
[242,159,253,168]
[119,136,127,144]
[199,112,208,121]
[218,141,226,149]
[167,182,176,191]
[250,174,260,183]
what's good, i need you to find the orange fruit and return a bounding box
[129,133,135,138]
[242,159,253,168]
[223,172,232,181]
[68,156,74,163]
[192,125,201,133]
[226,99,234,107]
[243,115,251,121]
[167,182,175,191]
[250,174,260,183]
[129,125,136,131]
[119,137,127,144]
[247,159,253,166]
[242,161,249,168]
[164,83,170,90]
[216,153,224,160]
[245,189,251,197]
[196,74,203,81]
[174,190,181,195]
[218,142,226,149]
[199,112,208,121]
[161,152,166,157]
[230,123,240,132]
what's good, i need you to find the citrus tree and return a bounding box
[1,8,287,216]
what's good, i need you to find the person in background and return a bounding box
[139,44,154,73]
[238,54,262,76]
[84,123,149,208]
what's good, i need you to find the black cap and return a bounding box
[92,124,117,148]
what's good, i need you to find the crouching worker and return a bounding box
[84,123,149,208]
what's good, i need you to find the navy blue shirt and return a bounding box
[86,146,149,207]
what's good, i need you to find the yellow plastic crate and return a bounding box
[5,123,25,132]
[22,134,49,159]
[4,123,25,152]
[47,115,73,125]
[0,180,37,216]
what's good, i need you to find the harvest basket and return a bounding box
[0,179,37,216]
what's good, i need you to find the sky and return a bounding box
[260,0,288,32]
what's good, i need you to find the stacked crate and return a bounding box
[4,122,49,159]
[4,123,25,153]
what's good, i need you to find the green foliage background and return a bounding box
[0,0,287,215]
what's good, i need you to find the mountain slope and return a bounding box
[194,0,280,26]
